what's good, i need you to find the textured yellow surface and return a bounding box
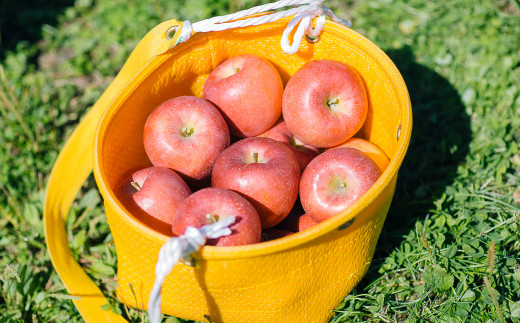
[45,16,412,323]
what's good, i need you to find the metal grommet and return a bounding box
[338,218,355,231]
[165,25,181,40]
[396,124,401,141]
[180,256,196,267]
[305,34,320,44]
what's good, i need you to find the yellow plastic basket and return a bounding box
[44,16,412,323]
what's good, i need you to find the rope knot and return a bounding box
[170,0,350,55]
[148,216,235,323]
[281,3,351,54]
[177,20,193,45]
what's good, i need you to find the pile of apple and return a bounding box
[116,54,389,246]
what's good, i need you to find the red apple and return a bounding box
[272,197,305,232]
[203,54,283,137]
[282,59,368,148]
[117,166,192,236]
[275,204,319,233]
[212,137,300,229]
[300,147,381,222]
[171,187,261,246]
[297,213,319,232]
[257,120,319,172]
[262,229,293,242]
[327,137,389,171]
[143,96,230,183]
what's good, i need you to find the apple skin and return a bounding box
[203,54,283,137]
[212,137,300,229]
[327,137,389,171]
[143,96,230,183]
[297,213,319,232]
[257,120,320,173]
[282,59,368,148]
[300,147,381,222]
[271,197,304,232]
[274,202,318,232]
[117,166,192,236]
[171,187,261,246]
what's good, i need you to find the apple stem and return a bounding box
[251,152,259,163]
[206,213,220,224]
[130,181,141,191]
[289,137,302,149]
[234,67,241,74]
[181,127,194,137]
[327,98,339,110]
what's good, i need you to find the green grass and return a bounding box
[1,0,520,322]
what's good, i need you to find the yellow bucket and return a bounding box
[44,16,412,323]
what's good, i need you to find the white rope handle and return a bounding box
[147,216,236,323]
[175,0,351,55]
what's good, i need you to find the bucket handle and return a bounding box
[43,19,183,322]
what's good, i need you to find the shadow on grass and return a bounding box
[0,0,74,60]
[359,46,471,285]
